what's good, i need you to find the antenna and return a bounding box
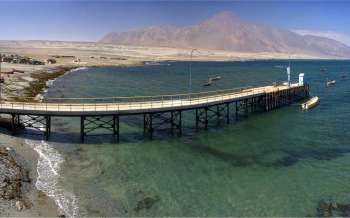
[289,55,291,69]
[189,48,197,94]
[287,55,291,87]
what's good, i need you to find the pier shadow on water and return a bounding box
[189,142,350,168]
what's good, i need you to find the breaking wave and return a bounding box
[26,139,80,217]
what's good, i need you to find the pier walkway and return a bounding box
[0,83,309,142]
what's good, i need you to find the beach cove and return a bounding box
[0,53,144,216]
[0,60,349,216]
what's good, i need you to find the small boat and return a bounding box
[203,80,213,87]
[326,80,336,86]
[210,76,222,81]
[301,96,319,110]
[144,61,161,66]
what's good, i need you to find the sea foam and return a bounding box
[26,139,80,217]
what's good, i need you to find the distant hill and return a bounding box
[99,11,350,58]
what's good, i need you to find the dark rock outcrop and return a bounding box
[0,146,32,213]
[0,148,23,200]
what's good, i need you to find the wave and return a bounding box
[68,67,89,73]
[25,139,80,217]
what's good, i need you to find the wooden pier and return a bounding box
[0,83,309,142]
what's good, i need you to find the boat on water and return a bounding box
[326,80,336,86]
[203,75,222,86]
[210,75,222,81]
[203,80,213,86]
[144,61,161,66]
[301,96,319,110]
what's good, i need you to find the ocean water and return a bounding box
[5,60,350,216]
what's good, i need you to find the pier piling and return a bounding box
[0,83,309,143]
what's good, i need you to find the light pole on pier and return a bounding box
[287,56,291,87]
[189,49,198,94]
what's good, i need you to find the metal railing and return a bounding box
[0,83,300,113]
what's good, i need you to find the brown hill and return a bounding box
[99,11,350,57]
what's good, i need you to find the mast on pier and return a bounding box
[287,56,291,87]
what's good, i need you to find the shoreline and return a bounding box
[0,60,144,217]
[1,61,144,103]
[0,137,61,217]
[34,66,89,102]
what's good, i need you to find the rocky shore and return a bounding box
[0,145,59,217]
[0,50,144,216]
[0,147,28,203]
[1,63,78,102]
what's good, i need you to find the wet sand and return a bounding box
[0,134,60,217]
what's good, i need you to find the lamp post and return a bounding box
[287,56,291,87]
[189,49,197,94]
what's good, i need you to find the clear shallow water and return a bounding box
[12,61,350,216]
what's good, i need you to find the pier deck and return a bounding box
[0,82,309,142]
[0,83,303,116]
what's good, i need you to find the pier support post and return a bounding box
[11,114,16,135]
[235,101,238,121]
[216,105,220,125]
[226,103,230,124]
[149,114,153,139]
[80,116,85,143]
[250,97,254,112]
[178,111,182,136]
[143,114,147,135]
[80,115,120,143]
[170,110,182,136]
[45,116,51,141]
[143,111,182,139]
[143,113,153,139]
[195,109,199,130]
[113,115,120,143]
[170,112,174,135]
[205,107,208,129]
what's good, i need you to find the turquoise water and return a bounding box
[17,61,350,216]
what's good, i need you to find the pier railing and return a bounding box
[0,83,300,113]
[44,86,254,103]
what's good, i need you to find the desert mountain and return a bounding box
[99,11,350,57]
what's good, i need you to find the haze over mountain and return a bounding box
[99,11,350,58]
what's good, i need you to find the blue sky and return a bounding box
[0,0,349,43]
